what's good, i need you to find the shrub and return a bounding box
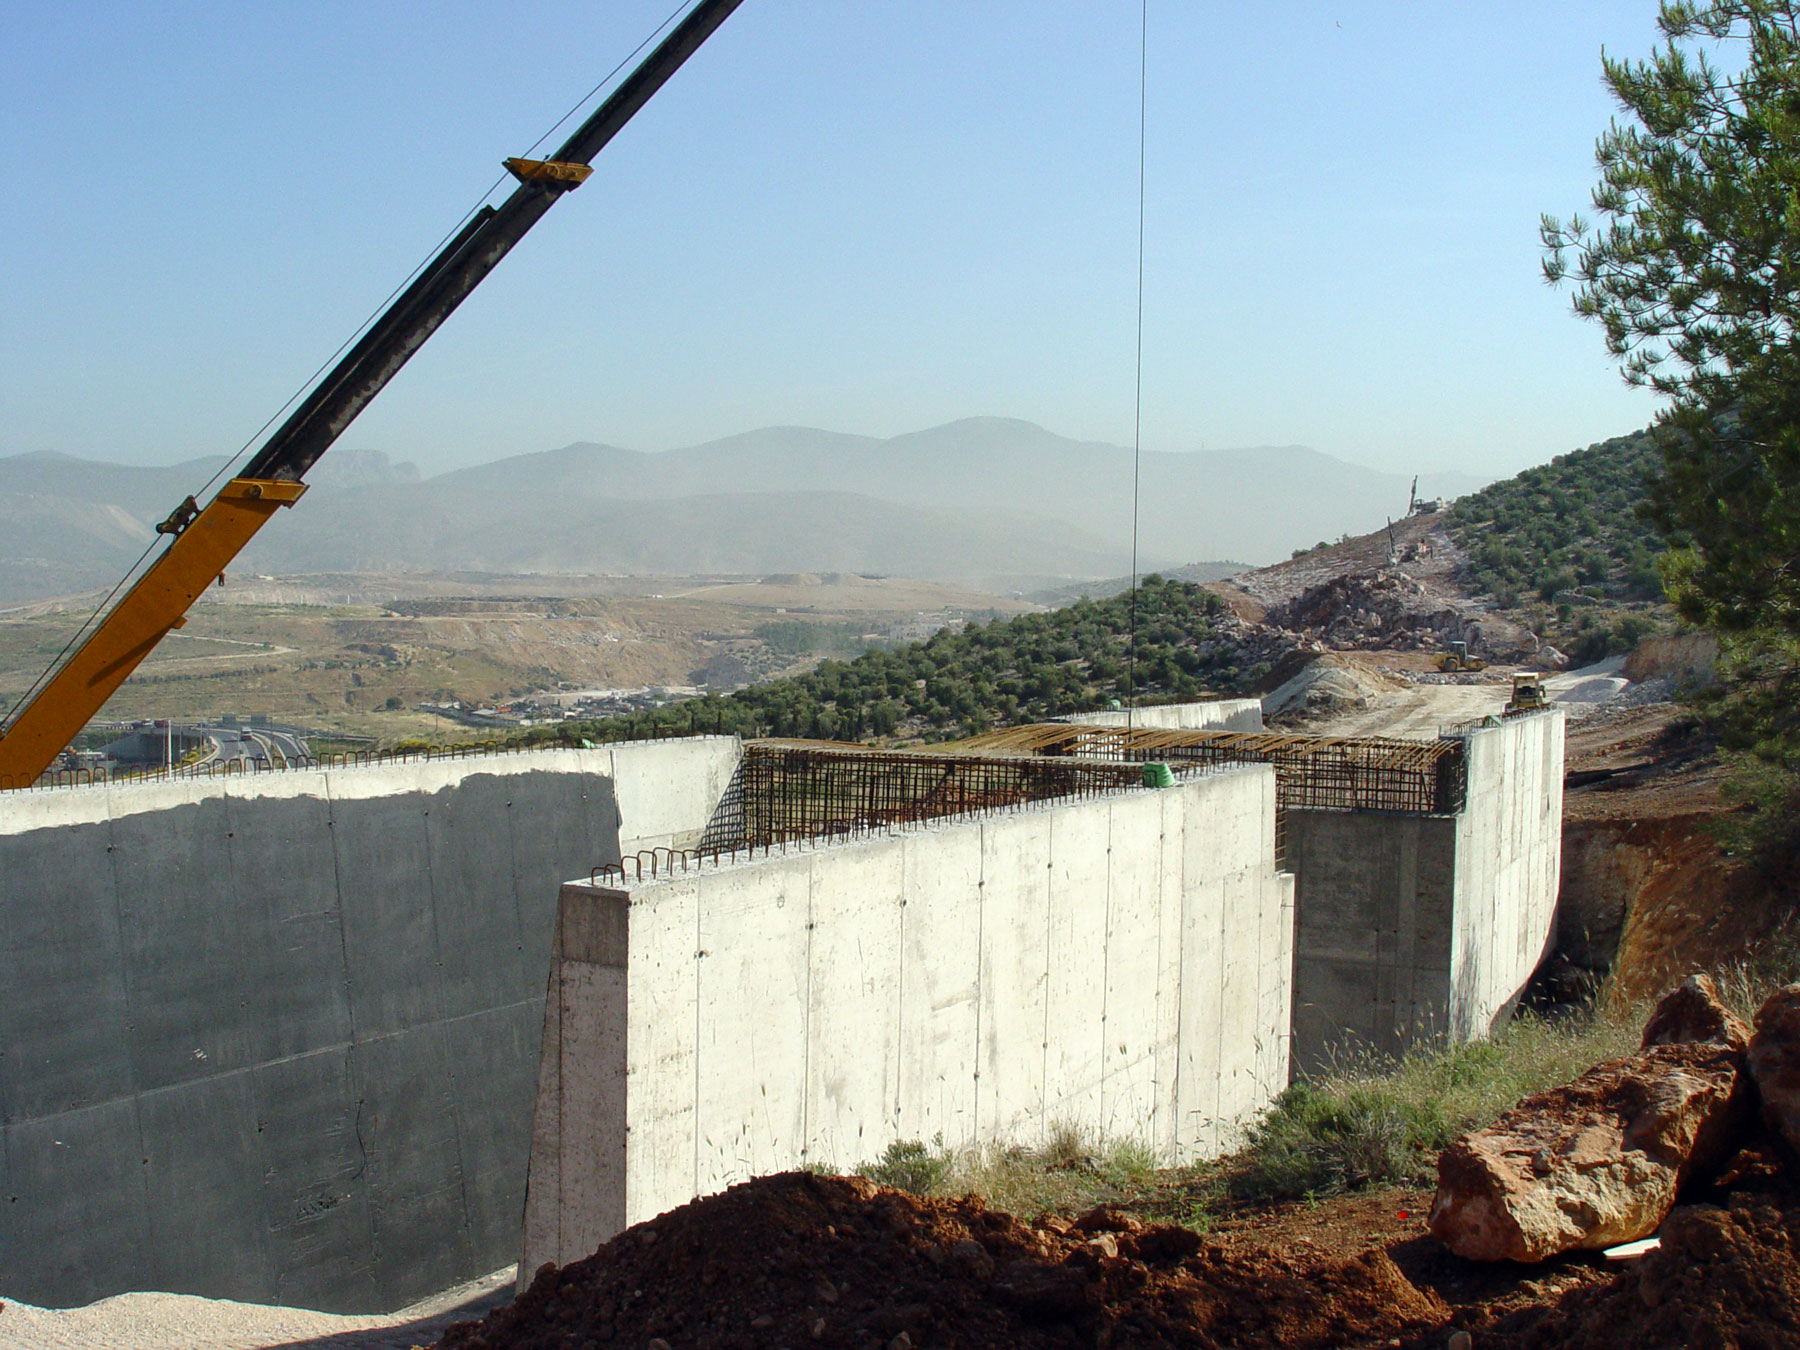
[856,1139,951,1195]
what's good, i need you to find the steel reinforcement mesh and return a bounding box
[702,741,1151,852]
[942,724,1468,816]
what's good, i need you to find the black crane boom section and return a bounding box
[241,0,743,484]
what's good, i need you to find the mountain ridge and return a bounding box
[0,418,1494,605]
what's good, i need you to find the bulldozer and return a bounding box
[1507,672,1548,712]
[1437,640,1487,674]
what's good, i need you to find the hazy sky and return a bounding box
[1,1,1665,480]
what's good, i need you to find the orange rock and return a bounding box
[1748,983,1800,1151]
[1430,989,1750,1264]
[1641,973,1751,1052]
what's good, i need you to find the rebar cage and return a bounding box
[942,724,1468,816]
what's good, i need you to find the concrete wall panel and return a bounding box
[139,1072,266,1299]
[425,777,532,1023]
[623,878,700,1226]
[694,861,809,1193]
[1150,790,1187,1160]
[223,791,351,1064]
[976,812,1052,1142]
[328,794,443,1042]
[0,739,739,1313]
[1451,711,1565,1040]
[1175,799,1228,1155]
[895,825,982,1149]
[1098,794,1163,1142]
[805,840,904,1169]
[610,737,740,853]
[114,795,266,1094]
[356,1025,477,1305]
[1063,700,1264,733]
[0,1100,151,1305]
[1044,805,1110,1131]
[0,820,132,1120]
[251,1046,380,1313]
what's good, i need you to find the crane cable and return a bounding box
[1126,0,1148,731]
[2,0,698,733]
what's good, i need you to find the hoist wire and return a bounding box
[1126,0,1148,731]
[3,1,696,735]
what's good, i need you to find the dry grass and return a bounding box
[850,1124,1162,1220]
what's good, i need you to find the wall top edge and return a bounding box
[575,760,1275,891]
[0,736,744,831]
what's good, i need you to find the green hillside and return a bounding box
[525,576,1256,745]
[1445,429,1669,607]
[1440,428,1663,608]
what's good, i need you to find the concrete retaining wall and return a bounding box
[520,766,1293,1276]
[1061,699,1264,733]
[1286,711,1564,1075]
[1449,710,1565,1040]
[0,737,738,1314]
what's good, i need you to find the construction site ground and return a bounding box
[10,524,1784,1348]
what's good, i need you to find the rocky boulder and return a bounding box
[1430,980,1753,1262]
[1642,973,1751,1052]
[1748,983,1800,1153]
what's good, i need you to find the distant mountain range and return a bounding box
[0,419,1488,605]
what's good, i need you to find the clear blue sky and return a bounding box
[0,1,1664,479]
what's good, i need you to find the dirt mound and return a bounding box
[1482,1191,1800,1350]
[436,1172,1446,1350]
[1261,653,1407,724]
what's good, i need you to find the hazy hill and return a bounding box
[0,421,1488,605]
[0,453,222,605]
[426,419,1482,566]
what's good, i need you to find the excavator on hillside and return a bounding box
[0,0,743,789]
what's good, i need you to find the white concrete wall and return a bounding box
[1061,699,1264,733]
[1449,710,1565,1039]
[605,736,743,853]
[522,766,1292,1275]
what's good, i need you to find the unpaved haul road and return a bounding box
[1302,680,1512,740]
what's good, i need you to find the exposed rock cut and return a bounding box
[1748,983,1800,1154]
[1429,984,1751,1262]
[1640,972,1751,1052]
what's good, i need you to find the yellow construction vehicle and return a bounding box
[1437,640,1487,674]
[0,0,742,789]
[1507,672,1548,712]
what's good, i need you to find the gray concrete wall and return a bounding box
[0,737,738,1314]
[521,766,1294,1276]
[1061,699,1264,733]
[1285,711,1564,1076]
[1286,810,1458,1074]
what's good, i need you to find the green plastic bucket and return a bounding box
[1142,762,1175,789]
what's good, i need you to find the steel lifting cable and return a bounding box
[1126,0,1149,732]
[2,0,698,733]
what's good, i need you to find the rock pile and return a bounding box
[1429,975,1792,1263]
[1262,569,1470,652]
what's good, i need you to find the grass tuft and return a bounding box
[1225,1009,1643,1203]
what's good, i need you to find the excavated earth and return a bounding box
[437,1174,1448,1350]
[433,1139,1800,1350]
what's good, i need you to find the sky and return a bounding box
[0,1,1670,481]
